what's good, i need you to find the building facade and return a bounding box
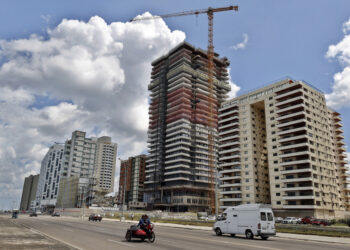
[35,144,64,211]
[218,78,350,218]
[20,174,39,211]
[119,155,146,206]
[95,136,118,194]
[59,131,117,207]
[144,42,231,212]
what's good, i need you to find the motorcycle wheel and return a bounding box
[125,231,132,242]
[148,232,155,243]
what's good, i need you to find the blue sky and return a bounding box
[1,0,350,210]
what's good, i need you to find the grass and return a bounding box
[330,223,349,227]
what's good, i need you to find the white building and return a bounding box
[35,144,64,211]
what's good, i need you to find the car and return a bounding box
[29,212,38,217]
[275,217,283,223]
[301,216,314,224]
[282,217,298,224]
[52,212,60,217]
[311,219,330,226]
[89,213,102,222]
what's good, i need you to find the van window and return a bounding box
[260,212,267,221]
[267,212,274,221]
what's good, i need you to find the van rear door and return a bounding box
[266,211,275,234]
[260,211,268,233]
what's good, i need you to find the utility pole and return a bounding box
[119,158,126,221]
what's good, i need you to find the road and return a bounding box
[15,216,349,250]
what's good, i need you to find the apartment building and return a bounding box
[118,155,146,206]
[59,131,117,207]
[95,136,118,193]
[35,144,64,211]
[144,42,231,212]
[218,78,350,218]
[20,174,39,211]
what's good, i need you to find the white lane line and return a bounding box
[177,234,283,250]
[107,239,134,247]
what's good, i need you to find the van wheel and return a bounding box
[215,228,222,236]
[261,236,268,240]
[230,234,235,237]
[245,230,254,239]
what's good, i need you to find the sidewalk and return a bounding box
[104,218,350,244]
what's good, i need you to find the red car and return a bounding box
[89,214,102,222]
[301,216,314,224]
[311,219,329,226]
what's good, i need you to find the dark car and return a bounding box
[29,212,38,217]
[89,214,102,222]
[301,216,314,224]
[311,219,330,226]
[52,212,60,217]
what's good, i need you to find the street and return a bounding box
[12,215,350,250]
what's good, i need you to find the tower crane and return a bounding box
[131,6,238,214]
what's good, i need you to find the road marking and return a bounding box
[178,234,283,250]
[107,239,134,247]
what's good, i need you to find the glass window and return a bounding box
[267,212,274,221]
[260,212,267,221]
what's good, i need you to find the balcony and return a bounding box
[220,155,240,161]
[275,88,303,100]
[220,176,242,181]
[218,162,241,167]
[219,128,239,136]
[276,111,305,121]
[220,198,243,202]
[280,151,309,158]
[220,183,241,188]
[283,195,315,200]
[282,186,314,191]
[219,109,239,118]
[278,127,306,136]
[220,148,240,155]
[277,119,306,128]
[276,103,305,114]
[279,134,307,143]
[221,190,242,195]
[280,167,312,174]
[279,143,308,151]
[282,205,317,209]
[276,96,304,107]
[281,177,313,183]
[220,168,241,174]
[219,116,239,124]
[219,135,240,142]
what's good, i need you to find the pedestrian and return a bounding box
[131,213,134,221]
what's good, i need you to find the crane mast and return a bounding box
[132,6,238,214]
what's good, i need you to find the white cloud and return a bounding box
[230,33,248,50]
[226,68,240,99]
[325,18,350,108]
[0,14,185,209]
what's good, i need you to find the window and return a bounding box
[260,212,267,221]
[267,213,274,221]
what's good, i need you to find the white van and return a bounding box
[213,204,276,240]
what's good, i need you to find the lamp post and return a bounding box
[119,158,126,221]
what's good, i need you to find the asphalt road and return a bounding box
[15,216,349,250]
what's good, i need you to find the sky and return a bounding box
[1,0,350,210]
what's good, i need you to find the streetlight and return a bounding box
[119,158,126,221]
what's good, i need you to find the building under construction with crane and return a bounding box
[144,42,231,212]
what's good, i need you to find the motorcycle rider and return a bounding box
[138,214,151,238]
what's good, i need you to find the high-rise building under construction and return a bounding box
[144,42,231,212]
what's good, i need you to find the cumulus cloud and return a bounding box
[325,17,350,108]
[230,33,248,50]
[0,14,185,209]
[227,68,240,99]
